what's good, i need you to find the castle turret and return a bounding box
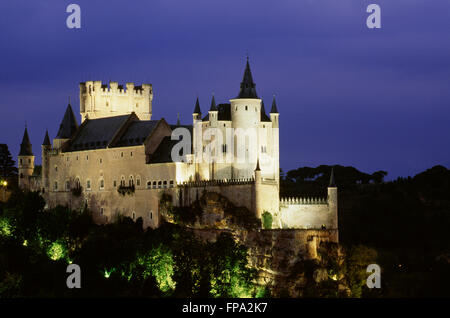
[254,159,263,219]
[54,102,79,149]
[327,167,338,233]
[270,96,280,185]
[18,126,35,190]
[41,130,51,193]
[208,94,218,127]
[192,97,201,121]
[229,58,262,179]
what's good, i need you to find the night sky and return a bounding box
[1,0,450,179]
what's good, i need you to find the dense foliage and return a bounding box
[0,191,264,297]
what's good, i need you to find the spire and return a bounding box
[42,129,51,146]
[193,97,201,115]
[255,158,261,171]
[260,100,270,122]
[329,167,336,187]
[237,57,258,99]
[19,126,33,156]
[176,113,181,125]
[270,95,279,113]
[209,94,217,111]
[56,103,79,139]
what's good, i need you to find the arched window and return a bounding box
[129,176,134,187]
[169,180,174,188]
[65,180,70,191]
[152,181,157,189]
[163,181,167,188]
[136,176,141,187]
[132,211,136,220]
[147,181,151,189]
[158,181,162,189]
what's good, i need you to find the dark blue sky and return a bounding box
[1,0,450,179]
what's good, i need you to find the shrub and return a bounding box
[262,211,273,229]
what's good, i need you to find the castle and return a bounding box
[17,59,338,235]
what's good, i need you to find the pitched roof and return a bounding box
[68,115,129,151]
[209,95,217,111]
[148,136,186,163]
[270,96,279,113]
[193,97,201,114]
[56,104,79,139]
[236,58,258,99]
[203,103,231,121]
[260,101,271,122]
[113,120,159,148]
[19,127,33,156]
[329,167,336,187]
[42,130,51,146]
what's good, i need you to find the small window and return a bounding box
[67,157,69,162]
[54,181,58,191]
[149,211,153,219]
[99,158,102,164]
[163,181,167,188]
[100,179,104,189]
[169,180,174,188]
[28,159,31,164]
[86,180,91,190]
[129,177,134,187]
[86,155,89,161]
[65,181,70,191]
[132,211,136,220]
[158,181,162,189]
[245,106,248,111]
[147,181,151,189]
[130,152,133,157]
[55,166,58,172]
[76,156,79,161]
[121,152,123,157]
[152,181,157,189]
[20,159,22,165]
[100,208,104,215]
[113,180,117,187]
[136,177,141,186]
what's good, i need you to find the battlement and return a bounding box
[79,81,152,97]
[280,196,328,205]
[177,178,255,188]
[79,80,153,121]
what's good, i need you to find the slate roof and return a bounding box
[236,58,258,99]
[148,136,183,163]
[260,101,271,122]
[193,97,201,115]
[68,115,129,151]
[202,103,231,122]
[56,104,79,139]
[270,96,279,113]
[113,120,159,148]
[42,130,51,146]
[19,127,33,156]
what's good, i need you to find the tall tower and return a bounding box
[18,126,34,190]
[229,57,262,179]
[327,167,338,231]
[41,130,51,193]
[192,97,202,181]
[270,96,280,186]
[54,102,79,149]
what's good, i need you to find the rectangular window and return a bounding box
[100,179,104,189]
[169,180,174,188]
[158,181,162,189]
[113,180,117,187]
[136,178,140,186]
[86,180,91,190]
[54,181,58,191]
[163,181,167,188]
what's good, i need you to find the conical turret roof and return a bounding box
[56,103,78,139]
[236,58,258,99]
[19,127,33,156]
